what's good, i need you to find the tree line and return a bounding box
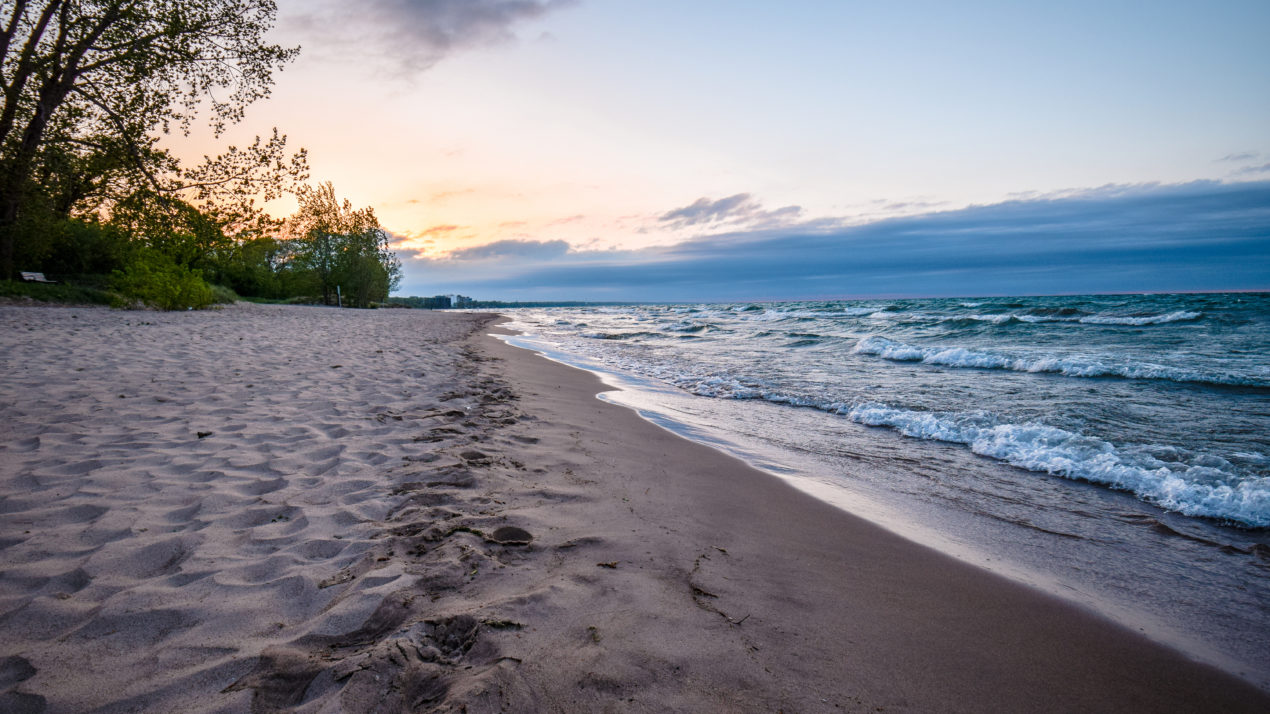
[0,0,400,309]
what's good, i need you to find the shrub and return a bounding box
[111,251,214,310]
[209,284,239,304]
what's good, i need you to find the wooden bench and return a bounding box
[19,271,57,284]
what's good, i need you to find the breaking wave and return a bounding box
[845,403,1269,527]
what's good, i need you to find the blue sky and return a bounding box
[245,1,1270,300]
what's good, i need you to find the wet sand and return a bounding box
[0,304,1265,712]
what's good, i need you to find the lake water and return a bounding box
[498,292,1270,687]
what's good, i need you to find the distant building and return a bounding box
[420,295,451,309]
[452,295,474,308]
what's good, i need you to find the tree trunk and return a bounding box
[0,81,73,278]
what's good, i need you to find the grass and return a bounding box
[2,277,243,309]
[3,276,331,310]
[209,284,239,305]
[237,295,321,305]
[0,279,116,305]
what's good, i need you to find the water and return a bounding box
[497,293,1270,687]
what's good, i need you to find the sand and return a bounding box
[1,304,1266,713]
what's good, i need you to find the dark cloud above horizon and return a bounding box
[288,0,576,71]
[398,181,1270,302]
[448,238,572,261]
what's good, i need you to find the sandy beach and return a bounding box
[1,304,1267,713]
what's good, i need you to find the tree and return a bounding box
[214,233,285,297]
[287,182,401,308]
[0,0,301,278]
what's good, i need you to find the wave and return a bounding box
[664,322,708,333]
[664,371,1268,526]
[778,307,877,318]
[932,310,1203,327]
[845,403,1269,527]
[851,336,1264,387]
[1078,310,1203,326]
[580,331,662,340]
[955,314,1022,326]
[1025,306,1087,318]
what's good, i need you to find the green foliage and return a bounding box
[6,200,130,277]
[0,0,306,279]
[111,250,214,310]
[0,2,406,308]
[209,284,239,304]
[0,3,404,308]
[212,235,290,299]
[40,220,131,276]
[109,192,231,270]
[286,183,402,308]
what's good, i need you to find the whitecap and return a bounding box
[851,336,1262,386]
[1078,310,1203,326]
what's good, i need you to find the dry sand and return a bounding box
[1,304,1266,713]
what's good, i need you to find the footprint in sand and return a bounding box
[487,526,533,546]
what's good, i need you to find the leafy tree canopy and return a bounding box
[287,182,402,308]
[0,0,306,277]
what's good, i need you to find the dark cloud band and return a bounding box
[400,181,1270,301]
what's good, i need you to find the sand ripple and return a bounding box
[0,304,495,711]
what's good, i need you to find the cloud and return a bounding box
[287,0,577,72]
[419,224,463,235]
[547,214,586,226]
[389,224,470,254]
[660,194,755,226]
[397,181,1270,301]
[429,188,477,202]
[871,199,948,213]
[1217,152,1260,163]
[1231,162,1270,176]
[659,193,803,230]
[444,238,571,261]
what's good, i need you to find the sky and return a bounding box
[184,0,1270,300]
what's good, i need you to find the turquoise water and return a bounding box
[502,292,1270,686]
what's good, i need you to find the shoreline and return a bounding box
[1,305,1266,711]
[494,321,1269,688]
[478,320,1270,711]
